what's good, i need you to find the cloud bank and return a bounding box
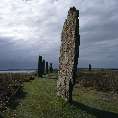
[0,0,118,69]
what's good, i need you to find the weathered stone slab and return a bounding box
[57,7,80,102]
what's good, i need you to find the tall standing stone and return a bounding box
[46,62,48,74]
[38,56,43,77]
[57,7,80,102]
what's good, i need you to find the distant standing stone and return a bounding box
[89,64,92,71]
[49,63,53,73]
[57,7,80,102]
[46,62,49,74]
[38,56,43,77]
[42,60,45,74]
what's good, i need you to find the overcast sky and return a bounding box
[0,0,118,69]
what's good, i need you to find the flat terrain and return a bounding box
[0,72,118,118]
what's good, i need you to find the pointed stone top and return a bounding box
[68,6,79,17]
[69,6,76,11]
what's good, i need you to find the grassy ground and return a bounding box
[77,70,118,92]
[1,73,118,118]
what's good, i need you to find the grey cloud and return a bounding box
[78,0,118,68]
[0,0,118,69]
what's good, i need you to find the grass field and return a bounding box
[1,72,118,118]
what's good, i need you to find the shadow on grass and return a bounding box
[72,101,118,118]
[0,114,3,118]
[7,87,27,110]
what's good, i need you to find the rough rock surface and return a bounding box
[57,7,80,102]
